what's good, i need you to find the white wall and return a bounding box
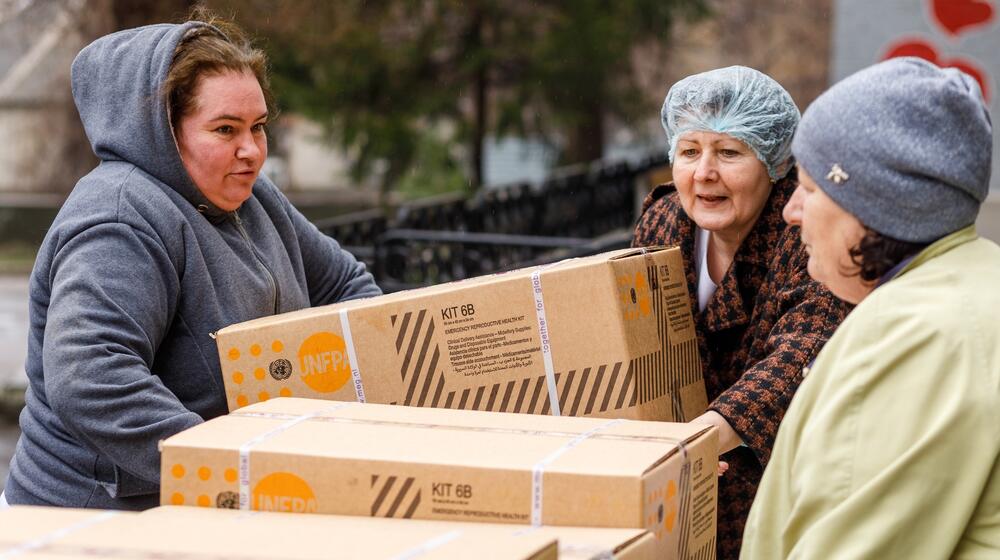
[831,0,999,192]
[977,192,1000,243]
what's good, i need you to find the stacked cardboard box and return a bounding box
[0,505,656,559]
[160,398,718,559]
[214,247,705,423]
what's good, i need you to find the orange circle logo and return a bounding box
[619,271,652,321]
[252,472,317,513]
[298,332,352,393]
[663,479,678,532]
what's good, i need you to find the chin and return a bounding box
[224,188,255,209]
[691,213,733,231]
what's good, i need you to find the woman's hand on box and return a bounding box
[691,410,744,477]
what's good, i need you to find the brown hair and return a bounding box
[162,6,274,131]
[848,227,928,283]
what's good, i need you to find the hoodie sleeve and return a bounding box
[43,221,204,496]
[284,201,382,306]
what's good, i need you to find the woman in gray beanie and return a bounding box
[633,66,849,559]
[742,57,1000,558]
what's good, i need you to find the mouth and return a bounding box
[228,170,257,179]
[696,194,729,205]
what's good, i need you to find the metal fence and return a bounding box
[315,153,669,292]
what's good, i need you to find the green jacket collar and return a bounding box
[896,225,979,279]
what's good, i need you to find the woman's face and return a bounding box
[783,166,871,304]
[672,130,773,240]
[176,70,268,212]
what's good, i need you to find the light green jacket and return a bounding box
[742,226,1000,559]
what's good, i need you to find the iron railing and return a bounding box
[315,153,668,291]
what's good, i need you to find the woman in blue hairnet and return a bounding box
[632,66,850,559]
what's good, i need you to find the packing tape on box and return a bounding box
[388,530,463,560]
[530,269,561,416]
[339,309,367,403]
[530,418,625,526]
[233,410,688,446]
[0,511,119,559]
[676,440,692,559]
[512,527,615,560]
[238,402,355,510]
[559,544,616,560]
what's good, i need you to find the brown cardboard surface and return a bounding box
[0,507,127,555]
[0,506,557,559]
[161,398,718,559]
[0,505,661,559]
[532,526,655,560]
[215,247,705,423]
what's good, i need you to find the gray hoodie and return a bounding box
[3,22,381,509]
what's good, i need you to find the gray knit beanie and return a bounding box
[792,57,993,243]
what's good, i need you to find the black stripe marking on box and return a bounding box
[416,346,440,407]
[676,454,693,560]
[472,386,486,410]
[568,367,590,416]
[370,475,395,516]
[408,319,435,401]
[371,475,421,519]
[513,378,531,413]
[528,376,546,413]
[398,310,426,384]
[583,365,605,415]
[690,537,715,560]
[600,363,621,412]
[431,374,446,408]
[500,380,516,412]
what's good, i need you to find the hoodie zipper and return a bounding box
[231,209,279,315]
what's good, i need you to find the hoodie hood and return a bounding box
[71,22,228,217]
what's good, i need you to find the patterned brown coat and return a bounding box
[631,170,850,560]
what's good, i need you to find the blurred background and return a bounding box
[1,0,998,490]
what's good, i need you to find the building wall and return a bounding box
[0,0,108,196]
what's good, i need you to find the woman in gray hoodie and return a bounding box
[2,13,381,509]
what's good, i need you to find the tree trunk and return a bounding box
[467,7,487,190]
[564,101,604,165]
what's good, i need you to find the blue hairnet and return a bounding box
[661,66,800,180]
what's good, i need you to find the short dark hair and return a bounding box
[162,6,274,131]
[848,227,928,283]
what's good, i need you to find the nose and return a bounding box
[692,152,718,183]
[783,184,805,226]
[235,131,263,162]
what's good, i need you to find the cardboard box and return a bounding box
[0,505,655,559]
[215,246,704,422]
[0,506,556,559]
[160,398,718,559]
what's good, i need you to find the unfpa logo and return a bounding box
[298,331,352,393]
[646,479,679,540]
[618,271,652,321]
[253,472,318,513]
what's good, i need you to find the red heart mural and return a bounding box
[883,38,991,102]
[931,0,995,36]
